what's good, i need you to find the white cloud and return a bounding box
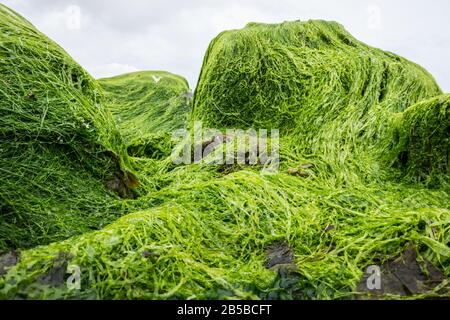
[91,63,139,79]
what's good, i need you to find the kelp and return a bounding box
[0,15,449,300]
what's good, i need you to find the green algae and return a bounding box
[99,71,191,158]
[0,12,449,300]
[0,4,133,250]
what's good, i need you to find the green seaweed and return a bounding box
[389,94,450,186]
[99,71,191,158]
[0,11,449,300]
[0,4,133,250]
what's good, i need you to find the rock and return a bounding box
[355,246,449,299]
[0,251,19,276]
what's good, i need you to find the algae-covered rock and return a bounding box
[99,71,191,158]
[0,10,448,301]
[194,20,440,131]
[0,5,133,250]
[193,20,445,183]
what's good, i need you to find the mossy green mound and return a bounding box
[390,94,450,185]
[0,5,133,250]
[0,16,449,300]
[99,71,191,158]
[194,20,440,130]
[193,20,444,184]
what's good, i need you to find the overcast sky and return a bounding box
[2,0,450,91]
